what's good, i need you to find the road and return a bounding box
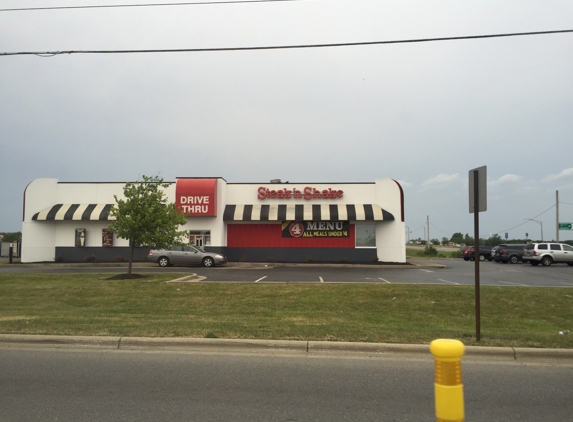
[2,259,572,287]
[0,347,571,422]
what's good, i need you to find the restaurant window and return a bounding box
[355,224,376,247]
[189,231,211,247]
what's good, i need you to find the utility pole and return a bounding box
[556,190,559,242]
[427,215,430,245]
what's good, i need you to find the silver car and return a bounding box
[522,243,573,267]
[147,246,227,267]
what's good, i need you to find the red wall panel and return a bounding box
[227,224,355,248]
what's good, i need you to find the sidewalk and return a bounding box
[1,334,571,364]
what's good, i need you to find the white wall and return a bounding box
[22,179,59,262]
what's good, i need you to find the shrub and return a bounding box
[422,245,438,257]
[85,254,96,262]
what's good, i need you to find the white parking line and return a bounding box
[419,269,434,273]
[254,276,267,283]
[559,281,573,286]
[438,279,459,285]
[319,277,324,283]
[497,280,527,286]
[378,277,391,284]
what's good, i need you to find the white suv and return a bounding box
[522,243,573,266]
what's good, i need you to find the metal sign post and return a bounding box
[469,166,487,342]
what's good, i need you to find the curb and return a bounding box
[1,335,571,363]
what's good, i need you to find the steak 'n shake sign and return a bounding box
[176,178,217,216]
[258,186,343,200]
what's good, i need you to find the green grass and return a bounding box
[0,257,20,265]
[0,273,572,348]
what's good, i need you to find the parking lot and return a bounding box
[2,258,572,287]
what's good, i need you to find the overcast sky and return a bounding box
[1,0,572,242]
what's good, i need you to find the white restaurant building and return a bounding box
[21,177,406,264]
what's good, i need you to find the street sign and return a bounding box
[559,223,572,230]
[469,166,487,213]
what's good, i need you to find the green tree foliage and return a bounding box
[463,233,474,245]
[450,232,464,244]
[485,234,503,246]
[0,232,21,243]
[109,175,187,275]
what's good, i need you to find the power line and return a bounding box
[2,29,572,57]
[494,205,556,236]
[0,0,302,12]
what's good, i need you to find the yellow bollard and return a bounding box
[430,339,465,422]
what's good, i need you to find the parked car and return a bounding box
[475,246,493,261]
[522,243,573,266]
[492,244,528,264]
[460,246,474,261]
[148,245,227,267]
[460,246,493,261]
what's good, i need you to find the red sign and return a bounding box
[258,186,343,200]
[176,179,217,216]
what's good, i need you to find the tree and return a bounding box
[485,234,503,246]
[450,232,464,244]
[463,233,474,245]
[0,232,21,243]
[109,175,187,275]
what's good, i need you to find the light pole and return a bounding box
[524,219,543,241]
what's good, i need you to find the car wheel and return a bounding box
[530,261,539,266]
[567,262,573,266]
[463,258,469,261]
[487,258,493,261]
[541,256,553,267]
[202,257,215,267]
[509,256,519,264]
[158,257,170,267]
[479,254,486,262]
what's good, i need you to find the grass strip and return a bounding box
[0,273,571,348]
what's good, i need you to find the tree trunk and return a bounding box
[128,240,135,275]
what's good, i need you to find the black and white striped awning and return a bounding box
[223,204,394,222]
[32,204,116,221]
